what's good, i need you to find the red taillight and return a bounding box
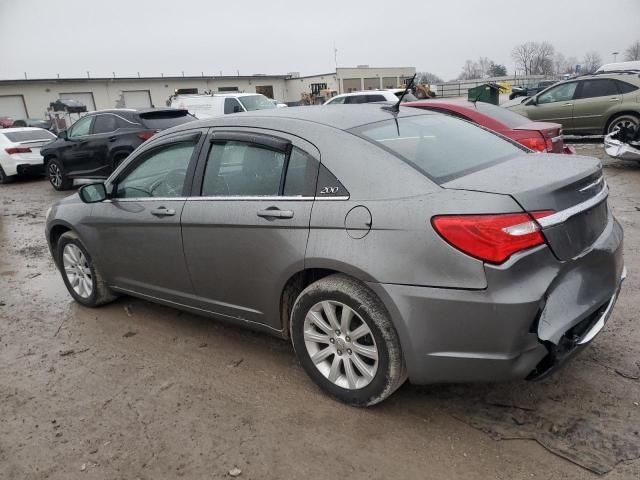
[517,137,547,152]
[431,211,554,264]
[137,131,155,141]
[5,147,32,154]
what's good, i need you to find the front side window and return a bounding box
[68,115,93,138]
[576,79,619,99]
[326,96,346,105]
[115,140,196,198]
[92,114,118,134]
[353,114,526,184]
[202,141,286,196]
[224,98,244,114]
[537,82,578,104]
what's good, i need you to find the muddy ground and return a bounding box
[1,143,639,480]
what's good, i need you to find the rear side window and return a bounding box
[203,141,286,196]
[616,80,639,94]
[345,95,368,104]
[474,103,529,128]
[367,95,386,102]
[283,148,318,196]
[138,110,196,130]
[353,114,526,184]
[577,79,618,99]
[92,114,118,134]
[2,130,55,142]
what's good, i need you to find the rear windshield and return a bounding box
[237,95,276,111]
[2,130,56,143]
[138,110,197,130]
[473,102,530,128]
[353,113,527,183]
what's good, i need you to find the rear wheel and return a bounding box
[606,113,640,135]
[0,165,16,184]
[290,274,406,407]
[56,231,116,307]
[47,158,73,190]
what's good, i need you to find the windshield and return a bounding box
[353,114,527,183]
[474,102,530,128]
[238,95,276,111]
[3,130,56,143]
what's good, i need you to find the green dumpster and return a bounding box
[467,83,501,105]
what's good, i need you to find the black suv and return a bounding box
[42,108,196,190]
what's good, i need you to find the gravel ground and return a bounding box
[1,143,639,479]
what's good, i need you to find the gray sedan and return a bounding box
[45,105,625,406]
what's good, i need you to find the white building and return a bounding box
[0,66,416,120]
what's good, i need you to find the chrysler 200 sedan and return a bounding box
[45,105,625,406]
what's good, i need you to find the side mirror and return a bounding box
[79,182,107,203]
[58,130,68,140]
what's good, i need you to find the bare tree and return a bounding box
[458,60,482,80]
[416,71,444,85]
[477,57,491,77]
[512,42,555,75]
[583,51,602,73]
[625,41,640,61]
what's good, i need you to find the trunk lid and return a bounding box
[514,121,564,153]
[442,154,607,260]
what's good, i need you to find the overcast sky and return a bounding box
[0,0,638,81]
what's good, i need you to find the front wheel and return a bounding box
[47,158,73,191]
[56,231,116,307]
[290,274,406,407]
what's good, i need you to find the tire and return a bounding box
[606,113,640,135]
[47,158,73,191]
[56,231,116,307]
[0,165,16,184]
[290,274,406,407]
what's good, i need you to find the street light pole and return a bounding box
[613,52,619,62]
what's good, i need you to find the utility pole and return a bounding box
[24,72,27,79]
[334,42,338,71]
[613,51,619,62]
[87,71,90,79]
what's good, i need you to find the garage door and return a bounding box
[123,90,152,108]
[59,92,96,111]
[382,76,398,88]
[363,78,380,90]
[342,78,362,93]
[0,95,28,119]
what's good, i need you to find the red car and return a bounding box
[405,100,573,154]
[0,117,14,129]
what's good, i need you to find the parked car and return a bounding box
[41,108,196,190]
[507,72,640,135]
[12,118,53,130]
[269,99,288,108]
[405,99,571,153]
[0,127,56,183]
[169,93,276,118]
[324,89,417,105]
[45,104,625,406]
[509,80,557,100]
[0,116,14,129]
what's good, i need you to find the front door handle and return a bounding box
[257,208,294,219]
[609,98,619,102]
[562,103,573,107]
[108,136,117,142]
[150,206,176,217]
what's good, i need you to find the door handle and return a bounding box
[257,208,294,219]
[562,103,573,107]
[108,136,117,142]
[609,98,619,102]
[150,206,176,217]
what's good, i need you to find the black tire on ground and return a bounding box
[55,231,117,307]
[47,158,73,191]
[290,273,406,407]
[606,113,640,135]
[0,165,16,184]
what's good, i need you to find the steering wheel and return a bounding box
[149,168,187,197]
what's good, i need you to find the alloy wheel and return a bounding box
[303,300,379,390]
[49,163,62,188]
[62,244,93,298]
[609,116,639,134]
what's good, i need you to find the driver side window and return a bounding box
[115,140,196,198]
[68,115,93,138]
[537,82,577,105]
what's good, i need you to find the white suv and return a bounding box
[323,89,417,105]
[169,93,276,119]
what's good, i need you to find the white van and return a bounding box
[169,93,276,119]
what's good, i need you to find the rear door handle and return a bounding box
[257,208,294,219]
[150,206,176,217]
[108,136,117,142]
[609,98,619,102]
[562,103,573,107]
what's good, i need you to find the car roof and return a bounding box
[174,93,263,98]
[0,127,52,133]
[86,107,186,116]
[169,104,433,132]
[333,90,396,97]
